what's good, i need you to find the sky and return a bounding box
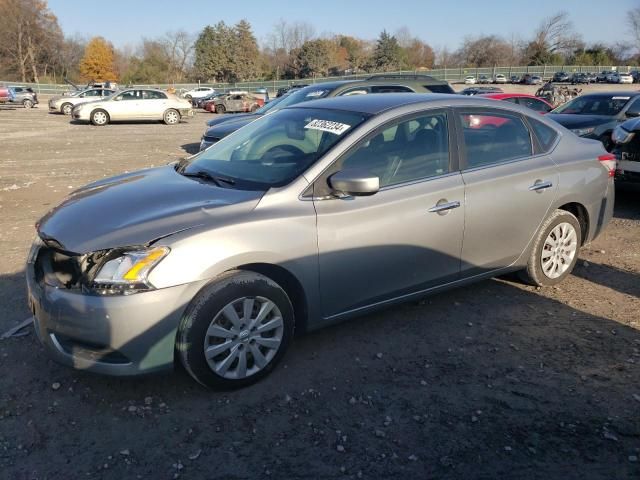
[48,0,637,50]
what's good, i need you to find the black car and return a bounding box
[553,71,570,82]
[611,117,640,182]
[459,86,503,96]
[570,73,592,85]
[276,84,309,97]
[201,74,456,150]
[547,92,640,151]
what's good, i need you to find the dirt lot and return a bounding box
[0,87,639,479]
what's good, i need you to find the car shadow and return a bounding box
[181,143,201,155]
[614,183,640,220]
[1,242,639,478]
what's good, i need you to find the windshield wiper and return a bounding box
[181,170,236,187]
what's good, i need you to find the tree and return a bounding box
[194,22,233,81]
[629,7,640,51]
[457,35,512,67]
[336,35,370,72]
[229,20,260,81]
[162,30,193,82]
[0,0,64,82]
[79,37,117,81]
[371,30,402,72]
[524,11,581,65]
[292,39,332,77]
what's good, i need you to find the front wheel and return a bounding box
[61,103,73,115]
[519,210,582,287]
[23,99,34,108]
[178,271,295,389]
[163,109,180,125]
[215,104,226,114]
[90,109,109,126]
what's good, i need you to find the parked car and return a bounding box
[183,87,215,100]
[606,72,619,83]
[210,93,264,114]
[200,75,456,149]
[192,91,220,108]
[570,73,593,85]
[553,71,570,83]
[546,92,640,151]
[0,86,15,104]
[478,93,554,114]
[528,75,543,85]
[611,117,640,183]
[27,93,615,388]
[459,86,504,96]
[464,76,477,85]
[9,85,38,108]
[71,88,193,126]
[596,71,611,83]
[493,74,507,84]
[49,87,116,115]
[478,74,491,84]
[618,72,633,84]
[276,84,309,97]
[510,75,521,84]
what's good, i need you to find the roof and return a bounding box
[288,93,510,115]
[477,93,543,100]
[578,91,640,98]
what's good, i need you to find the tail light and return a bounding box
[598,153,617,177]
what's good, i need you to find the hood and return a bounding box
[206,113,258,127]
[619,116,640,132]
[37,165,264,253]
[205,116,260,138]
[546,114,616,130]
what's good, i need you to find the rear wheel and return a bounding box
[23,99,34,108]
[216,104,226,114]
[61,103,73,115]
[163,109,180,125]
[90,109,109,126]
[520,209,581,287]
[178,271,294,389]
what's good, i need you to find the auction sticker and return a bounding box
[613,96,630,100]
[305,119,351,135]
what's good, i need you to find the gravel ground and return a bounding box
[0,89,639,479]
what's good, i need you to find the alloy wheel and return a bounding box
[541,222,578,279]
[203,296,284,380]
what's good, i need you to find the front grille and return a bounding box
[34,245,83,289]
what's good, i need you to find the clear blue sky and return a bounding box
[48,0,637,50]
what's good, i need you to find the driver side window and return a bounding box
[336,111,450,188]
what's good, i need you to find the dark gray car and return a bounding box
[27,94,614,389]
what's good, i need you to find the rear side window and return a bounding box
[528,118,558,152]
[459,111,533,168]
[424,84,455,94]
[518,97,553,113]
[369,85,414,93]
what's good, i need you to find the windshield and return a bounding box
[254,95,286,114]
[267,85,335,110]
[182,107,368,190]
[552,95,631,116]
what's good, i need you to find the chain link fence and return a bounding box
[1,65,635,96]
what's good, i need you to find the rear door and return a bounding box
[140,90,168,119]
[455,108,558,275]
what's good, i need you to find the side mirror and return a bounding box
[626,110,640,118]
[328,169,379,197]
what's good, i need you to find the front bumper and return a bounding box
[26,259,207,376]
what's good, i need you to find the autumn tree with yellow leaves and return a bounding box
[79,37,118,81]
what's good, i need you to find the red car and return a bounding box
[477,93,554,114]
[462,93,555,129]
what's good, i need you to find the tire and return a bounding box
[90,109,109,126]
[185,94,192,100]
[163,109,180,125]
[178,270,295,389]
[23,99,34,108]
[250,104,258,112]
[519,209,582,287]
[215,104,226,114]
[61,103,73,115]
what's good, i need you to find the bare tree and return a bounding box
[162,30,193,82]
[524,11,581,64]
[628,7,640,51]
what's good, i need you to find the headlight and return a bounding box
[92,246,169,295]
[571,127,596,137]
[612,125,635,144]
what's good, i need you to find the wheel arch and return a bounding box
[557,202,589,246]
[236,263,309,335]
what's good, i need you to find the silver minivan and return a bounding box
[27,94,615,388]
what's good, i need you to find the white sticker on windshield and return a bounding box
[613,96,630,100]
[306,90,327,98]
[304,119,351,135]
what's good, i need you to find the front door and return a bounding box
[313,110,465,318]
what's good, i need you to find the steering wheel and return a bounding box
[260,144,305,164]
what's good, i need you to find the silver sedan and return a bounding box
[27,93,615,388]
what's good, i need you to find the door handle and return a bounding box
[428,200,461,214]
[529,181,553,192]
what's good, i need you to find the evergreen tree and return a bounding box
[230,19,260,81]
[371,30,401,72]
